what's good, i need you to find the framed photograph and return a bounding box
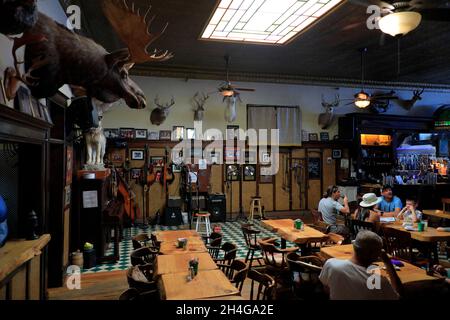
[120,128,135,139]
[226,125,239,140]
[135,129,148,139]
[320,132,330,141]
[40,103,53,124]
[309,133,319,141]
[64,185,71,208]
[172,126,185,141]
[150,156,164,167]
[159,130,172,141]
[243,164,256,181]
[172,163,182,173]
[14,86,33,116]
[130,149,144,160]
[148,131,159,140]
[260,166,273,184]
[308,157,321,179]
[332,149,342,159]
[260,152,271,164]
[302,130,309,142]
[205,150,221,165]
[104,129,120,139]
[186,128,195,140]
[225,164,241,181]
[131,168,142,179]
[224,147,241,162]
[30,97,44,120]
[110,148,126,165]
[66,146,73,185]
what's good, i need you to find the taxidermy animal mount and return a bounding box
[224,93,240,123]
[318,94,340,130]
[3,0,173,109]
[193,92,209,121]
[85,120,107,169]
[398,89,424,110]
[151,96,175,125]
[0,0,38,36]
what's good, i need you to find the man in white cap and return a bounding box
[319,230,401,300]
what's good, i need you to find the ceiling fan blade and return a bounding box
[419,9,450,21]
[379,32,386,46]
[410,0,450,9]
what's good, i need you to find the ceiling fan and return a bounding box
[350,0,450,37]
[345,47,398,112]
[214,55,255,98]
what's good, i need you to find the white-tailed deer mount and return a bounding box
[193,92,209,121]
[151,96,175,125]
[224,93,241,123]
[398,89,424,110]
[318,94,340,129]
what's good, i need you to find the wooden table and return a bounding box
[158,269,240,300]
[422,210,450,220]
[384,223,450,242]
[159,238,208,255]
[154,230,201,243]
[154,252,218,277]
[261,219,327,249]
[320,244,438,285]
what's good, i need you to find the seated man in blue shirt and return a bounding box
[375,185,402,218]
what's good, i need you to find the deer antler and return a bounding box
[102,0,174,64]
[193,92,209,109]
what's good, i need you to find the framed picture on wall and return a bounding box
[135,129,148,139]
[332,149,342,159]
[131,168,142,179]
[243,164,256,181]
[320,132,329,141]
[150,156,164,167]
[159,130,172,141]
[14,86,33,116]
[308,157,321,179]
[130,149,144,160]
[260,152,271,164]
[225,164,240,181]
[172,126,185,141]
[104,129,120,139]
[186,128,195,140]
[148,131,159,140]
[260,166,273,184]
[120,128,135,139]
[309,133,319,142]
[110,148,126,166]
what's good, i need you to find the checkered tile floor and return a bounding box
[82,220,294,274]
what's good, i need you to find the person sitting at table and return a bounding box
[319,230,401,300]
[318,185,350,236]
[374,185,402,218]
[437,227,450,232]
[353,193,382,223]
[397,198,422,223]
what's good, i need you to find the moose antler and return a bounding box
[102,0,174,64]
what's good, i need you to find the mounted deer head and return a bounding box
[151,96,175,125]
[193,92,209,121]
[398,89,424,110]
[4,0,173,110]
[318,94,340,129]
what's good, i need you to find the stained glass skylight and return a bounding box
[201,0,345,44]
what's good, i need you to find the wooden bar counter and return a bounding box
[0,234,51,300]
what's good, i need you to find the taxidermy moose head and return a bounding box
[151,96,175,125]
[3,0,173,109]
[0,0,38,36]
[318,94,340,130]
[193,92,209,121]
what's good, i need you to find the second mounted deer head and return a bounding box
[398,89,424,110]
[193,92,209,121]
[318,94,340,129]
[150,96,175,125]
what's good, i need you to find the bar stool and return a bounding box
[249,197,263,221]
[194,211,212,238]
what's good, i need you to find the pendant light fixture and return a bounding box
[379,11,422,37]
[355,47,371,109]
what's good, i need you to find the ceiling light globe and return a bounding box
[222,90,235,97]
[379,12,422,37]
[355,100,371,109]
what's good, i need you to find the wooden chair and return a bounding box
[286,252,327,300]
[132,234,150,250]
[209,242,237,264]
[119,288,140,300]
[308,209,330,234]
[241,225,265,270]
[130,247,159,266]
[126,265,158,294]
[349,219,376,239]
[217,259,248,292]
[247,269,276,300]
[381,227,414,261]
[203,231,223,247]
[258,238,298,278]
[150,233,161,250]
[443,198,450,212]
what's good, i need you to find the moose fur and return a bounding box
[0,0,38,36]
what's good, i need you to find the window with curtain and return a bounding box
[247,105,302,145]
